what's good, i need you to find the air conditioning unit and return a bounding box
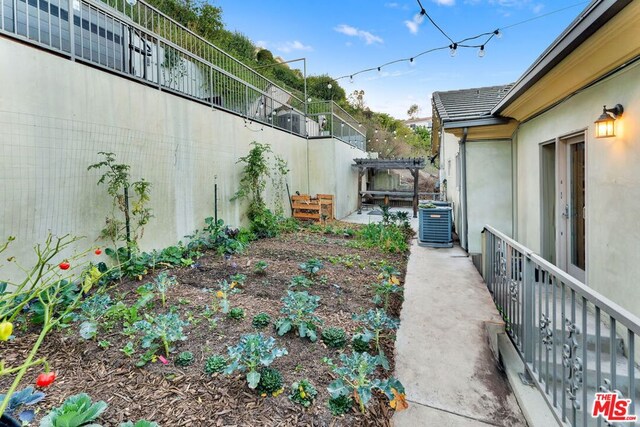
[277,112,301,134]
[418,206,453,248]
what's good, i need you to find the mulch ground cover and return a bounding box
[1,224,409,426]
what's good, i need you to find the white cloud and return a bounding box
[433,0,455,5]
[334,24,384,45]
[385,2,400,7]
[255,40,268,49]
[276,40,313,53]
[404,13,425,34]
[532,2,544,13]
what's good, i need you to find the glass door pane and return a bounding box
[570,142,585,270]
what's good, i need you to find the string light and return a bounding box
[322,1,587,85]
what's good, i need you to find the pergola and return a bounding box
[353,157,426,218]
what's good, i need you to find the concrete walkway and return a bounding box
[342,207,526,426]
[392,241,526,426]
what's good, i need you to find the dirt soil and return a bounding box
[1,225,409,426]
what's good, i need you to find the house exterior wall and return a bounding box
[0,37,364,280]
[466,140,513,254]
[513,59,640,316]
[441,131,460,231]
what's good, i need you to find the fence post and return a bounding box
[522,254,535,366]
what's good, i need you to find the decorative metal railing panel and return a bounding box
[0,0,364,148]
[483,226,640,427]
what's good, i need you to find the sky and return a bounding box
[213,0,590,119]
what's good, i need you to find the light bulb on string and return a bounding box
[478,45,485,58]
[449,43,457,57]
[409,57,415,67]
[494,29,502,39]
[349,75,354,83]
[327,83,332,89]
[377,67,382,75]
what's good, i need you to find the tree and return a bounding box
[407,104,420,119]
[348,90,366,111]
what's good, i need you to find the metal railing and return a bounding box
[0,0,363,145]
[482,225,640,426]
[307,101,366,150]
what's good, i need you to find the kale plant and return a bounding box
[0,386,45,423]
[251,312,271,329]
[353,308,399,365]
[71,294,112,340]
[321,327,348,349]
[224,333,287,389]
[39,393,108,427]
[324,352,406,414]
[204,355,227,375]
[275,291,322,342]
[288,275,313,289]
[289,379,317,408]
[213,279,241,314]
[134,312,189,357]
[146,271,177,307]
[299,259,323,276]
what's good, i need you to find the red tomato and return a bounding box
[58,261,70,270]
[36,372,56,387]
[94,249,102,255]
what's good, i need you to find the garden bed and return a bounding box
[1,224,409,426]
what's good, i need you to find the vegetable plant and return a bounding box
[146,271,177,307]
[324,352,407,414]
[134,312,189,357]
[328,395,353,416]
[321,327,348,349]
[256,367,283,396]
[289,379,317,408]
[275,291,322,342]
[175,351,194,367]
[213,280,240,314]
[251,312,271,329]
[0,386,45,423]
[299,259,323,276]
[351,332,372,353]
[253,260,268,275]
[353,309,399,365]
[88,152,153,260]
[227,307,245,320]
[288,275,313,289]
[71,294,112,340]
[204,355,226,375]
[39,393,108,427]
[370,275,403,311]
[224,333,287,389]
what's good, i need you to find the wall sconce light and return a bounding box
[594,104,623,138]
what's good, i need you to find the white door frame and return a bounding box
[556,131,587,283]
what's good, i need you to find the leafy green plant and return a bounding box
[256,367,283,396]
[275,291,322,342]
[227,307,245,320]
[146,271,177,307]
[230,273,247,285]
[213,280,241,314]
[251,312,271,329]
[352,309,399,369]
[289,379,317,408]
[71,294,112,340]
[224,333,287,389]
[299,259,323,276]
[98,340,111,349]
[175,351,194,367]
[328,395,353,416]
[324,352,406,414]
[134,313,189,357]
[0,386,45,423]
[321,327,347,349]
[88,152,153,260]
[204,355,227,375]
[40,393,108,427]
[351,333,372,353]
[352,223,409,253]
[186,218,249,256]
[370,275,403,311]
[120,341,135,357]
[288,275,313,289]
[253,260,268,275]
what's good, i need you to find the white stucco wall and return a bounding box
[0,37,362,280]
[441,131,460,231]
[514,59,640,316]
[466,139,513,254]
